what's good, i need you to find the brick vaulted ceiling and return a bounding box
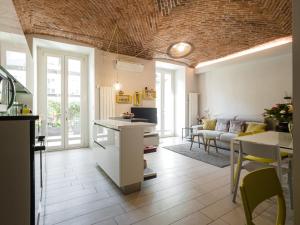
[12,0,292,67]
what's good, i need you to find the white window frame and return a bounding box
[37,47,89,150]
[156,68,175,137]
[0,42,33,90]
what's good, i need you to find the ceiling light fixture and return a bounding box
[113,26,122,91]
[167,42,193,58]
[113,81,121,91]
[196,36,292,68]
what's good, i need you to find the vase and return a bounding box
[276,122,289,132]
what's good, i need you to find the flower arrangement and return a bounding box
[264,103,293,123]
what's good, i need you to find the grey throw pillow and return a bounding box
[229,120,245,134]
[215,119,230,132]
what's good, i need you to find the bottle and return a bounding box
[21,105,32,115]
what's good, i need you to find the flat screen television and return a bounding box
[131,107,157,124]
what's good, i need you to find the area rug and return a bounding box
[163,143,230,168]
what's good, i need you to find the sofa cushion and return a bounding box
[202,119,217,130]
[245,122,267,133]
[229,120,245,133]
[215,119,230,132]
[219,132,238,142]
[197,130,224,139]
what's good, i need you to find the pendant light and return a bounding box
[113,80,121,91]
[113,27,122,91]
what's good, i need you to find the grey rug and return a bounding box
[163,143,230,168]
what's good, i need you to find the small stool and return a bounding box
[203,136,218,154]
[190,133,205,150]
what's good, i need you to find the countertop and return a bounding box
[0,115,39,121]
[94,119,155,130]
[109,117,149,122]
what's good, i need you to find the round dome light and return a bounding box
[167,42,193,58]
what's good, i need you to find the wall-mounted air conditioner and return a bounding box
[115,59,144,73]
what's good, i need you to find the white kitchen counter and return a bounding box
[92,119,157,194]
[94,119,155,130]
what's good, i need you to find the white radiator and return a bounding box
[99,86,115,119]
[188,93,199,127]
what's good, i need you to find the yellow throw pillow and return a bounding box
[238,131,264,137]
[245,122,267,133]
[202,119,217,130]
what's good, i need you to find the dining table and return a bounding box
[230,131,293,192]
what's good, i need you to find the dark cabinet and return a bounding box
[0,116,40,225]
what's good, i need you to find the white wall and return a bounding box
[0,0,34,108]
[185,67,198,126]
[0,0,24,35]
[198,46,292,118]
[95,50,156,117]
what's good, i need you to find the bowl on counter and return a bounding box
[121,112,134,119]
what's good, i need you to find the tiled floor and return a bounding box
[39,137,294,225]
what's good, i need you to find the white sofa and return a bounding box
[193,115,269,150]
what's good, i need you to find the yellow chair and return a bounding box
[232,132,289,202]
[238,131,289,162]
[240,168,286,225]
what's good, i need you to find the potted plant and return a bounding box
[263,103,293,132]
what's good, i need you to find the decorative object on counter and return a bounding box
[264,102,293,133]
[10,102,23,115]
[142,87,156,100]
[121,112,134,119]
[133,91,142,106]
[116,91,132,104]
[21,104,32,115]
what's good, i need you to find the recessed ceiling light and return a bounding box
[167,42,193,58]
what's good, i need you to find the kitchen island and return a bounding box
[93,119,156,194]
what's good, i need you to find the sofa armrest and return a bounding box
[191,125,204,130]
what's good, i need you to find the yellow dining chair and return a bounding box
[232,132,289,203]
[240,168,286,225]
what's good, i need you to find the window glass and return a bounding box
[5,50,27,86]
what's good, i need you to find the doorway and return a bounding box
[38,49,88,150]
[156,68,175,137]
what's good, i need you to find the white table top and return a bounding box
[94,119,155,130]
[233,131,293,151]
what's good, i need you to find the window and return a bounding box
[5,50,27,87]
[156,68,175,137]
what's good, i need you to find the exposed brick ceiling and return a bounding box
[12,0,292,67]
